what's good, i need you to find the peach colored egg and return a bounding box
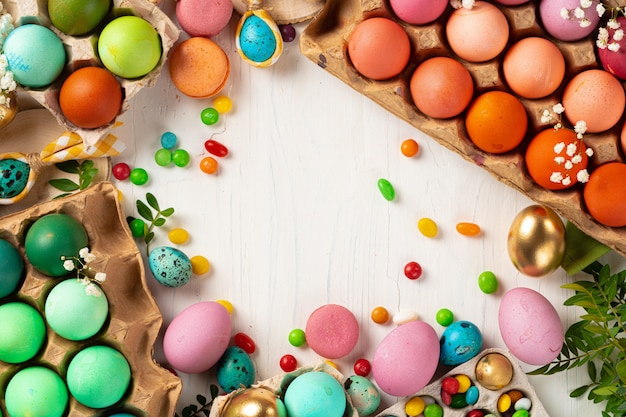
[562,69,625,133]
[622,122,626,157]
[446,1,509,62]
[503,37,565,99]
[410,56,474,119]
[348,17,411,81]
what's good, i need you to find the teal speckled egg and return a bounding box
[0,238,24,298]
[148,246,192,287]
[217,346,256,393]
[344,375,381,417]
[0,159,30,199]
[439,320,483,366]
[239,15,277,63]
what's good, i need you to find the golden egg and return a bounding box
[0,92,18,130]
[221,386,287,417]
[507,205,565,277]
[475,352,514,390]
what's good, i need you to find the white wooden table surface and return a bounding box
[110,2,624,415]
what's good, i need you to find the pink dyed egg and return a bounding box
[598,16,626,80]
[163,301,232,373]
[305,304,359,359]
[539,0,601,41]
[372,320,440,396]
[389,0,448,25]
[498,287,564,366]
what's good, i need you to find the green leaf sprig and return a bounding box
[529,261,626,417]
[49,160,98,199]
[134,192,174,255]
[175,385,219,417]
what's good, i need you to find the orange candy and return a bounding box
[583,162,626,227]
[400,139,419,157]
[371,306,389,324]
[200,156,219,174]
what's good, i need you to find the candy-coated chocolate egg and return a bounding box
[221,387,287,417]
[163,301,232,373]
[5,367,69,417]
[372,320,440,396]
[148,246,192,287]
[344,375,381,416]
[284,372,346,417]
[48,0,110,35]
[25,213,89,277]
[474,352,514,390]
[0,158,30,199]
[0,238,24,298]
[216,346,256,393]
[0,302,46,363]
[439,321,483,366]
[507,205,565,277]
[499,287,564,366]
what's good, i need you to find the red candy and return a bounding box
[442,376,460,394]
[354,358,371,376]
[404,261,422,280]
[112,162,131,180]
[233,332,256,354]
[441,389,452,406]
[204,139,229,157]
[280,354,297,372]
[467,410,485,417]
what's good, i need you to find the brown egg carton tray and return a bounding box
[375,348,549,417]
[299,0,626,258]
[0,182,182,416]
[1,0,180,147]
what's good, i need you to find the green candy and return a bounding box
[478,270,499,294]
[377,178,395,201]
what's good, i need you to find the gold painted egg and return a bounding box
[221,386,287,417]
[475,352,514,390]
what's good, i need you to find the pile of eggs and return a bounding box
[0,183,180,416]
[300,0,626,254]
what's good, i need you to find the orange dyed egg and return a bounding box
[465,91,528,154]
[584,162,626,227]
[410,57,474,119]
[503,37,565,99]
[348,17,411,81]
[562,69,625,133]
[59,66,122,129]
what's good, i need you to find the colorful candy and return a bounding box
[200,156,219,174]
[213,95,233,113]
[456,222,481,236]
[233,332,256,354]
[371,306,389,324]
[353,358,371,377]
[128,218,147,237]
[279,24,296,42]
[161,131,177,149]
[423,403,443,417]
[279,354,297,372]
[216,299,234,314]
[404,261,422,280]
[377,178,395,201]
[405,396,425,416]
[400,138,419,157]
[168,228,189,244]
[392,310,418,325]
[172,149,190,167]
[129,168,149,185]
[201,107,219,125]
[112,162,131,180]
[205,139,229,157]
[478,270,498,294]
[154,148,173,166]
[190,255,210,275]
[418,217,438,237]
[288,328,306,347]
[436,308,454,326]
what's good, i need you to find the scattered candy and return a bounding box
[465,385,480,404]
[279,354,297,372]
[497,393,511,413]
[112,162,131,180]
[128,218,146,238]
[405,396,425,416]
[288,328,306,347]
[400,138,419,157]
[441,376,460,394]
[404,261,422,280]
[371,306,389,324]
[155,148,173,166]
[456,222,481,236]
[172,149,191,167]
[190,255,211,275]
[424,403,443,417]
[168,228,189,244]
[392,309,418,325]
[455,374,471,393]
[377,178,395,201]
[279,24,296,42]
[201,107,220,125]
[200,156,219,174]
[205,139,229,157]
[233,332,256,354]
[478,270,498,294]
[353,358,371,377]
[216,299,234,314]
[129,168,149,185]
[213,95,233,113]
[436,308,454,326]
[418,217,438,237]
[161,131,177,149]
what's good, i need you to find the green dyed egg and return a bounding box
[5,366,69,417]
[25,213,89,277]
[48,0,111,35]
[0,158,30,199]
[45,278,109,340]
[0,302,46,363]
[0,238,24,298]
[67,345,131,408]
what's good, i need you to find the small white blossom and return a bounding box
[562,176,572,186]
[462,0,475,9]
[579,18,592,28]
[586,148,594,157]
[565,160,574,169]
[567,143,578,157]
[571,154,583,164]
[574,120,587,137]
[554,142,566,154]
[560,8,570,19]
[79,247,90,259]
[551,172,564,183]
[553,103,565,114]
[574,7,586,19]
[63,260,76,271]
[608,18,621,29]
[85,283,102,297]
[554,156,566,164]
[577,169,590,183]
[94,272,107,284]
[580,0,593,8]
[597,3,606,17]
[608,42,621,52]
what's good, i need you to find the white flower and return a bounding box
[608,42,621,52]
[586,148,594,157]
[554,156,566,164]
[462,0,475,9]
[94,272,107,284]
[85,283,102,297]
[596,3,606,17]
[579,18,592,28]
[574,7,586,19]
[608,18,621,30]
[63,260,76,271]
[574,120,587,136]
[553,103,565,114]
[562,176,572,186]
[560,8,570,19]
[567,143,578,157]
[580,0,592,8]
[554,142,566,154]
[571,154,583,164]
[565,160,574,170]
[550,172,564,183]
[614,29,624,41]
[577,169,590,183]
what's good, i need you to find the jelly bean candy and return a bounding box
[465,385,479,404]
[353,358,371,377]
[456,222,481,236]
[405,396,425,416]
[168,228,189,244]
[436,308,454,326]
[423,403,443,417]
[172,149,190,167]
[161,131,177,149]
[497,393,512,413]
[155,148,172,166]
[112,162,131,180]
[205,139,229,157]
[404,261,422,280]
[234,332,256,354]
[371,306,389,324]
[478,271,498,294]
[377,178,395,201]
[455,374,471,393]
[400,138,419,157]
[418,217,438,237]
[514,397,531,411]
[200,156,219,174]
[393,310,418,325]
[279,354,297,372]
[190,255,210,275]
[279,24,296,42]
[213,95,233,113]
[288,328,306,347]
[128,218,146,238]
[129,168,149,185]
[201,107,219,125]
[216,299,233,314]
[441,377,460,394]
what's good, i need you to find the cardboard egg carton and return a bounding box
[0,182,182,416]
[1,0,180,147]
[375,348,549,417]
[299,0,626,258]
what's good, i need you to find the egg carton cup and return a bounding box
[299,0,626,258]
[1,0,180,147]
[375,348,549,417]
[0,182,182,416]
[209,362,361,417]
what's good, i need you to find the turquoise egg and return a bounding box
[0,159,30,199]
[5,366,69,417]
[344,375,381,416]
[0,238,24,298]
[239,15,277,63]
[284,371,346,417]
[216,346,256,393]
[148,246,192,287]
[439,320,483,366]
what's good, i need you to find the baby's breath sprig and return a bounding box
[450,0,475,10]
[0,3,16,110]
[559,0,625,52]
[61,247,107,297]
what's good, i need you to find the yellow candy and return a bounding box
[405,396,425,416]
[498,393,512,413]
[455,374,471,393]
[190,255,211,275]
[216,299,234,314]
[324,360,338,369]
[214,95,233,113]
[168,228,189,244]
[418,217,438,237]
[117,189,123,201]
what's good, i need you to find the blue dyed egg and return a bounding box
[439,320,483,366]
[148,246,192,287]
[0,159,30,199]
[284,371,346,417]
[344,375,381,417]
[216,346,256,393]
[0,239,24,298]
[239,15,277,63]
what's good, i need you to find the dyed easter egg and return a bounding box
[163,301,232,373]
[0,302,46,363]
[439,321,483,366]
[239,14,278,63]
[66,345,131,408]
[5,367,68,417]
[48,0,110,35]
[344,375,381,416]
[283,372,346,417]
[0,238,24,298]
[45,278,109,340]
[24,213,89,277]
[372,320,440,396]
[216,346,256,393]
[599,16,626,80]
[221,387,287,417]
[0,158,30,199]
[148,246,192,287]
[389,0,448,25]
[539,0,601,41]
[3,24,66,87]
[499,287,564,366]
